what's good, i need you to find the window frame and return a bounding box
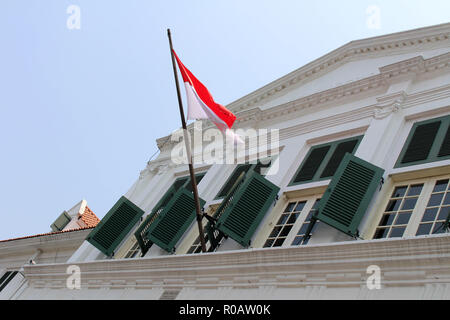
[395,114,450,168]
[371,174,450,239]
[289,135,363,186]
[214,158,273,200]
[259,194,323,248]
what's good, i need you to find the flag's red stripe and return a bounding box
[172,50,236,129]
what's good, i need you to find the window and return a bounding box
[416,179,450,236]
[372,175,450,239]
[291,199,321,245]
[0,271,18,292]
[215,159,272,199]
[261,195,322,248]
[395,114,450,168]
[187,235,204,254]
[124,241,141,258]
[264,201,306,247]
[289,135,363,185]
[374,184,423,239]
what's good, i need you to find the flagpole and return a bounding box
[167,28,207,253]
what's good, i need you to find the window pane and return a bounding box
[395,212,412,225]
[392,186,407,198]
[416,223,432,236]
[389,227,406,238]
[386,200,401,212]
[294,201,306,212]
[433,180,449,193]
[438,206,450,221]
[422,208,438,222]
[401,198,418,210]
[298,223,309,235]
[263,239,274,248]
[443,193,450,205]
[284,202,296,212]
[269,226,282,238]
[427,193,444,207]
[291,236,303,246]
[280,226,292,237]
[407,184,423,196]
[374,228,389,239]
[277,214,289,225]
[379,213,395,226]
[274,238,285,247]
[287,212,300,224]
[433,222,445,234]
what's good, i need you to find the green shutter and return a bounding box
[216,171,280,247]
[216,164,252,198]
[401,121,441,164]
[86,196,144,256]
[290,136,363,185]
[145,188,206,253]
[293,145,330,183]
[438,123,450,157]
[50,211,72,232]
[396,115,450,167]
[320,139,359,178]
[315,153,384,237]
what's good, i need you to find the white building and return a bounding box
[3,23,450,300]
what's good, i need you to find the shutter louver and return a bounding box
[315,153,384,237]
[320,139,359,178]
[438,124,450,157]
[293,146,330,183]
[86,196,144,256]
[216,171,280,247]
[217,164,252,198]
[50,211,72,232]
[401,121,440,164]
[145,188,206,253]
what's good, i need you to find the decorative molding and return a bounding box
[226,24,450,113]
[22,235,450,292]
[154,52,450,154]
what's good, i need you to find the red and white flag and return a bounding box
[173,50,242,143]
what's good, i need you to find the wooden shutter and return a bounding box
[50,211,72,232]
[293,145,330,183]
[438,123,450,157]
[135,173,207,255]
[145,188,206,253]
[217,164,252,198]
[216,171,280,247]
[320,139,359,178]
[400,121,441,164]
[86,196,144,256]
[315,153,384,237]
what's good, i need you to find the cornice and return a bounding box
[23,234,450,290]
[152,52,450,158]
[226,23,450,113]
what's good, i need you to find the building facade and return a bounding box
[3,23,450,300]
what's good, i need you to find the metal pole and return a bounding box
[167,28,207,253]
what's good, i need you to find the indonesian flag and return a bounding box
[173,50,242,143]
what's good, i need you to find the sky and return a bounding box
[0,0,449,240]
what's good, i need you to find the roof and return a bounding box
[80,206,100,228]
[0,205,100,243]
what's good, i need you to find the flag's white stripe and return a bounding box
[184,82,209,119]
[184,82,228,130]
[184,82,244,145]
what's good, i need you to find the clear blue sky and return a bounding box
[0,0,449,240]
